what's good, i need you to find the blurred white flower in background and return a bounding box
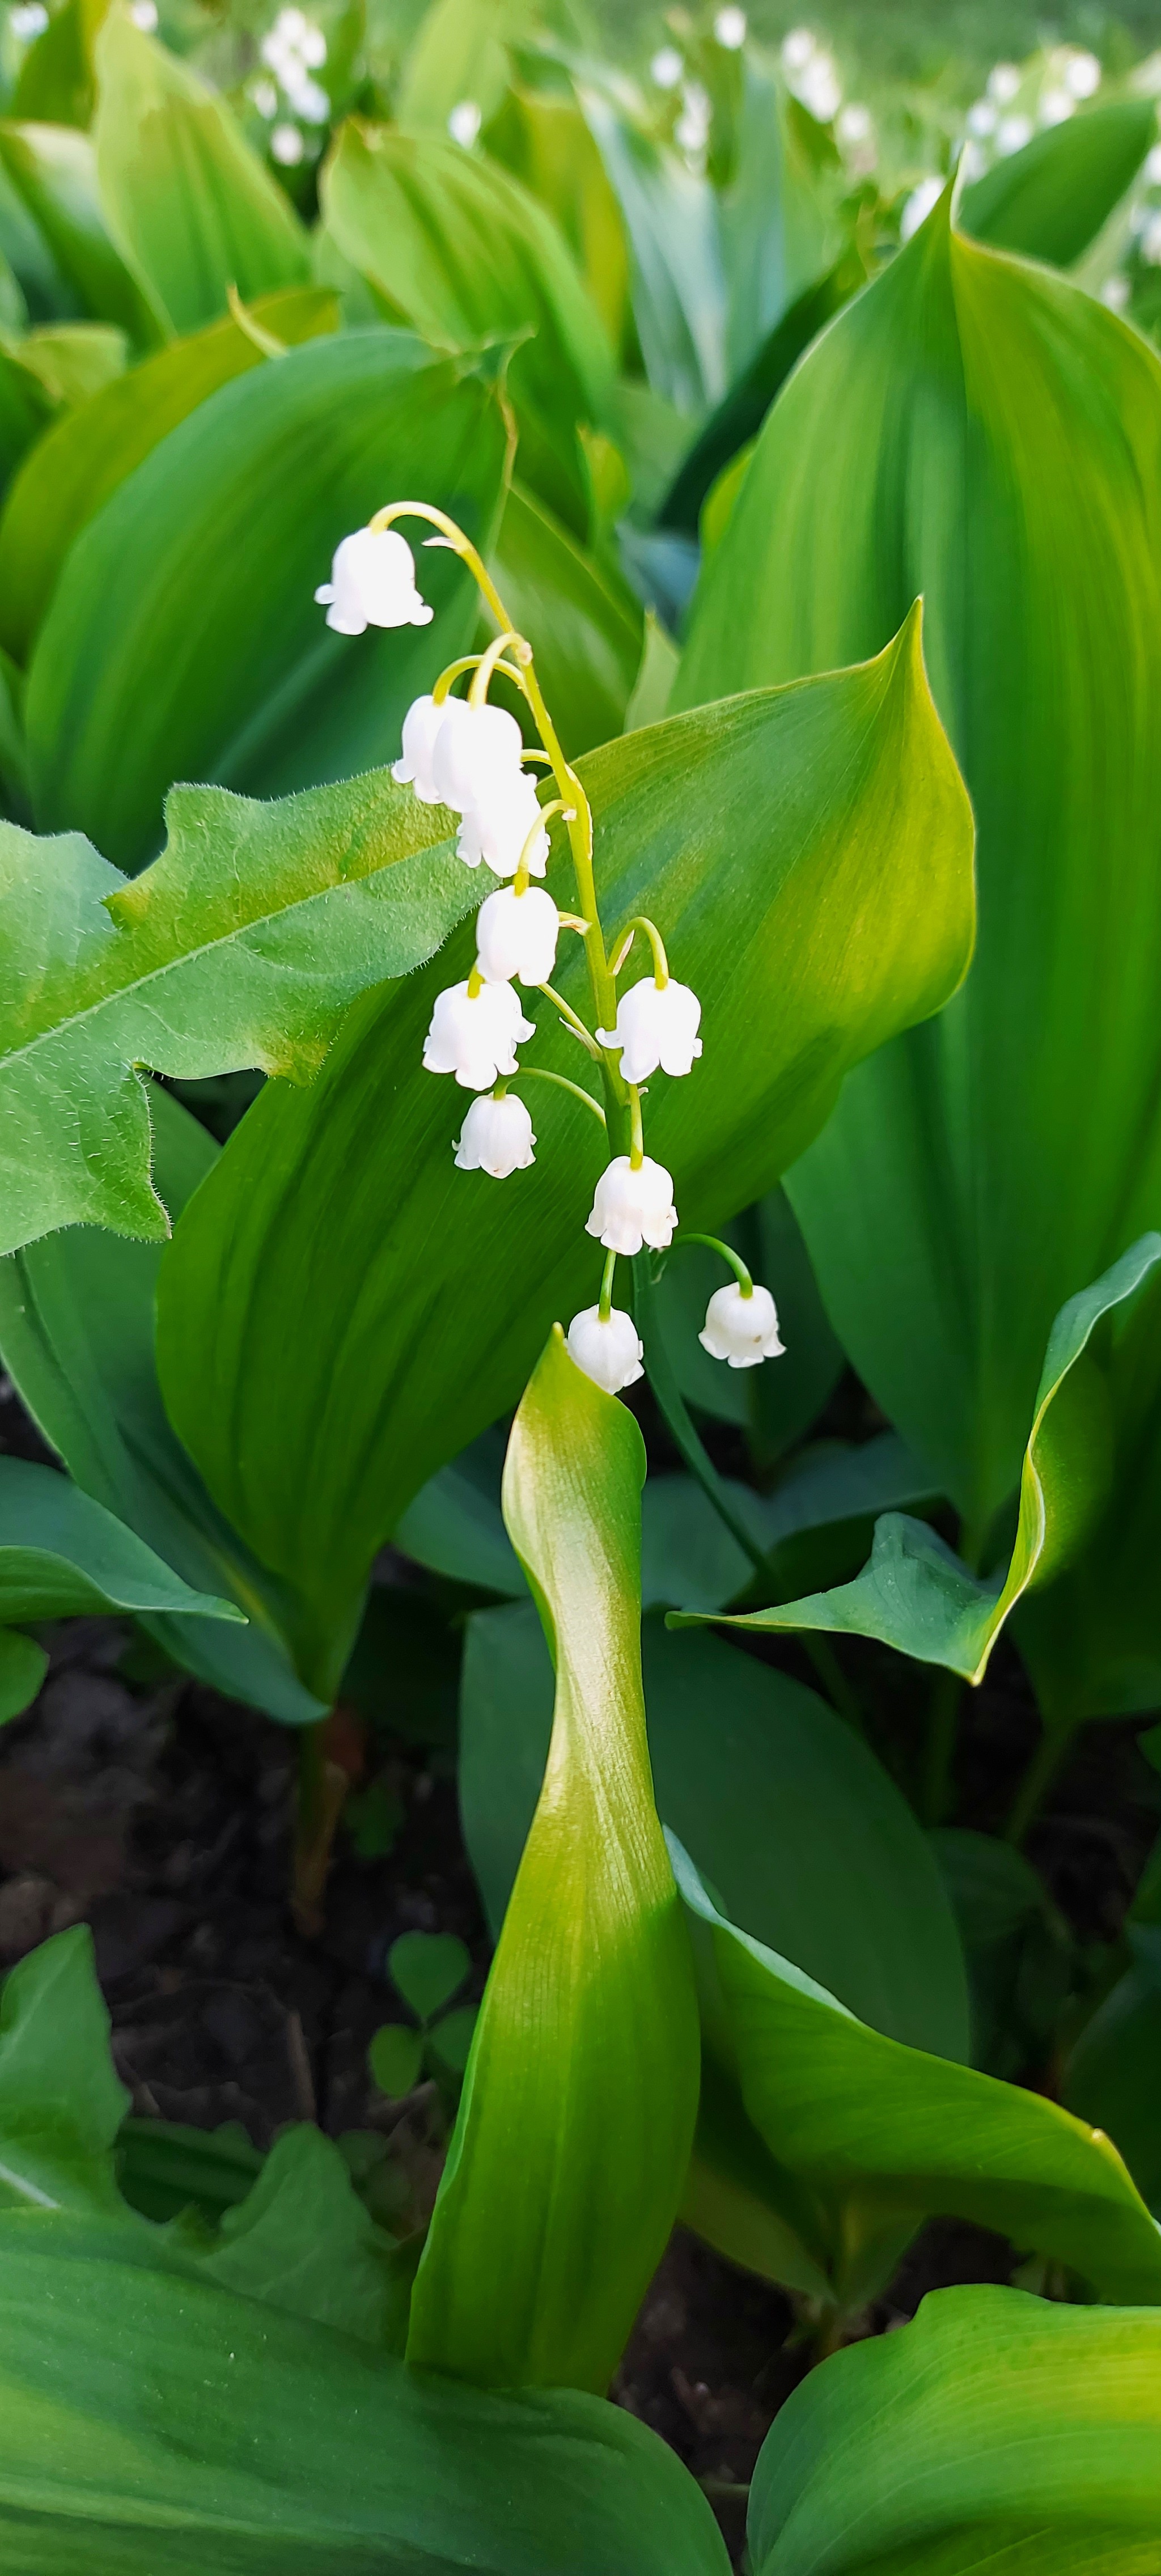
[447,99,481,146]
[8,3,48,38]
[785,34,842,124]
[987,62,1022,105]
[270,122,304,164]
[129,0,158,27]
[997,113,1033,155]
[900,173,944,242]
[650,46,684,89]
[1062,48,1101,98]
[966,98,997,135]
[836,100,876,173]
[1139,210,1161,264]
[958,138,987,181]
[781,28,815,76]
[251,76,279,117]
[714,6,747,48]
[675,80,711,155]
[261,7,328,123]
[1146,145,1161,183]
[1101,274,1132,308]
[1039,87,1074,126]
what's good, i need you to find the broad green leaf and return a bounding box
[7,315,125,405]
[0,1086,326,1727]
[748,2285,1161,2576]
[718,56,841,382]
[397,0,525,133]
[27,330,509,870]
[960,98,1157,268]
[660,251,863,536]
[672,1836,1161,2308]
[0,120,156,345]
[158,615,974,1697]
[321,118,613,533]
[694,1240,1160,1684]
[486,476,642,757]
[0,1926,128,2214]
[0,1626,46,1720]
[0,284,338,665]
[0,2205,730,2571]
[577,74,726,413]
[678,201,1161,1543]
[92,11,310,337]
[0,1453,241,1628]
[485,83,630,355]
[175,2123,409,2350]
[389,1929,469,2023]
[406,1329,698,2392]
[461,1605,969,2055]
[10,0,108,130]
[395,1427,525,1596]
[0,769,475,1254]
[1064,1933,1161,2215]
[117,2116,263,2225]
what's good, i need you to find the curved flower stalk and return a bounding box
[314,509,785,1393]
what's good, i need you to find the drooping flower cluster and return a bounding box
[314,512,786,1396]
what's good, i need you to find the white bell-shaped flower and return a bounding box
[586,1154,677,1256]
[431,699,524,811]
[457,769,549,878]
[315,528,433,634]
[597,977,702,1084]
[422,980,535,1091]
[454,1091,536,1176]
[475,883,559,986]
[392,694,451,803]
[566,1304,644,1393]
[699,1281,785,1368]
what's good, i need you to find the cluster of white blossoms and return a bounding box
[315,508,785,1399]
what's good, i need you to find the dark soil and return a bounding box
[1,1368,1156,2567]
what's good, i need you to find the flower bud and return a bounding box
[454,1092,536,1176]
[315,528,433,634]
[597,977,703,1084]
[393,694,451,803]
[475,883,560,986]
[566,1305,644,1393]
[431,700,524,811]
[586,1154,677,1256]
[422,980,535,1091]
[457,769,549,878]
[698,1281,785,1367]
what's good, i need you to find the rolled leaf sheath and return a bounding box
[406,1326,699,2393]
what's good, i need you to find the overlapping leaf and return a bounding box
[408,1330,698,2393]
[27,329,509,868]
[0,768,474,1253]
[156,615,974,1696]
[0,118,156,345]
[485,477,642,758]
[960,97,1157,267]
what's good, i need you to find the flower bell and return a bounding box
[586,1155,677,1256]
[566,1304,645,1393]
[422,980,535,1090]
[457,769,549,878]
[699,1281,785,1367]
[315,528,433,634]
[454,1091,536,1176]
[392,695,450,803]
[431,700,524,810]
[597,976,702,1084]
[475,883,559,986]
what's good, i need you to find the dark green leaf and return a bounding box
[1064,1932,1161,2214]
[577,75,725,413]
[486,477,642,757]
[369,2024,425,2099]
[0,1453,241,1626]
[0,120,158,346]
[389,1929,470,2024]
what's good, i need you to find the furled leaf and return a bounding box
[748,2285,1161,2575]
[321,118,612,533]
[960,98,1157,268]
[672,1836,1161,2308]
[92,11,310,337]
[690,1240,1160,1684]
[0,118,156,345]
[0,1926,128,2215]
[677,200,1161,1551]
[406,1329,699,2392]
[27,330,509,870]
[158,613,974,1697]
[0,767,476,1255]
[0,1453,241,1627]
[0,1084,324,1725]
[485,477,642,757]
[0,284,338,665]
[577,74,726,413]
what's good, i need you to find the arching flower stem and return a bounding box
[514,1067,607,1126]
[536,983,605,1061]
[664,1231,755,1297]
[433,653,531,709]
[469,630,526,707]
[609,915,671,988]
[514,799,571,896]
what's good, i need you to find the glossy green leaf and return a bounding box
[696,1239,1160,1683]
[960,98,1156,268]
[749,2285,1161,2575]
[672,1834,1161,2307]
[92,11,310,337]
[0,1453,240,1629]
[158,613,974,1697]
[406,1328,698,2392]
[389,1929,469,2024]
[1064,1929,1161,2214]
[578,75,725,413]
[0,1084,327,1726]
[485,477,642,757]
[0,767,477,1255]
[27,330,509,870]
[0,1926,128,2214]
[678,201,1161,1546]
[321,118,612,532]
[0,285,338,666]
[0,1626,46,1721]
[369,2024,425,2099]
[0,120,156,345]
